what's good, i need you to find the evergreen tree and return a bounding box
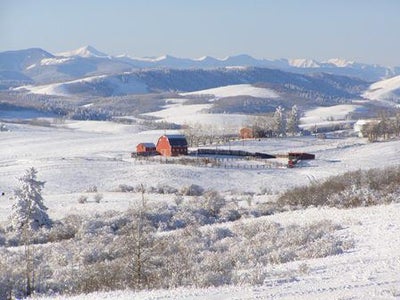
[273,106,286,137]
[10,167,52,231]
[287,105,300,136]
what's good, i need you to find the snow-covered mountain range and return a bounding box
[1,46,399,85]
[2,46,400,107]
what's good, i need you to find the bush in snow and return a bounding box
[0,249,25,299]
[277,166,400,209]
[154,184,178,194]
[180,184,204,196]
[201,190,226,217]
[174,195,184,206]
[78,195,88,204]
[0,123,9,132]
[114,184,135,193]
[85,185,98,193]
[218,203,242,222]
[94,193,103,203]
[48,215,82,242]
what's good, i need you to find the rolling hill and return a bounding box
[362,75,400,105]
[14,67,368,104]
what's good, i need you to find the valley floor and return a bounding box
[1,119,399,222]
[0,119,399,299]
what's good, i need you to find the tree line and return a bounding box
[183,105,301,147]
[247,105,301,138]
[361,111,400,142]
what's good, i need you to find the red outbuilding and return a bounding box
[240,127,254,139]
[156,135,188,157]
[136,143,157,156]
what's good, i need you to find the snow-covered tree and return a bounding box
[8,168,52,296]
[10,167,52,231]
[287,105,300,136]
[273,106,286,137]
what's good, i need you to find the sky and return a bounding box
[0,0,399,66]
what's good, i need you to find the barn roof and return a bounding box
[164,135,188,147]
[140,142,156,148]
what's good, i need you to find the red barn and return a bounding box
[136,143,157,156]
[156,135,188,156]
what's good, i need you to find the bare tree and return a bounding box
[124,184,156,288]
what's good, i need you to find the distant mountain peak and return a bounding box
[288,58,320,68]
[195,55,218,62]
[155,54,175,61]
[324,58,355,68]
[57,45,109,58]
[223,54,255,60]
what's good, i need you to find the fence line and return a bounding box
[133,155,287,169]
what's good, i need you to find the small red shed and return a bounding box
[136,143,157,156]
[156,135,188,157]
[240,127,254,139]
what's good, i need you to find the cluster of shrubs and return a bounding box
[3,165,398,298]
[0,201,350,297]
[114,183,205,196]
[277,166,400,209]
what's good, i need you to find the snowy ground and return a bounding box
[300,104,362,129]
[180,84,279,100]
[34,203,400,300]
[1,104,399,299]
[1,118,400,222]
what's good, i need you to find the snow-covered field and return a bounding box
[300,104,361,127]
[34,203,400,300]
[1,119,399,222]
[1,104,399,299]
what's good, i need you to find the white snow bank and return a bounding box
[142,96,249,130]
[144,102,211,120]
[181,84,279,99]
[300,104,360,126]
[62,120,141,134]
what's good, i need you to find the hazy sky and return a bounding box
[1,0,399,66]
